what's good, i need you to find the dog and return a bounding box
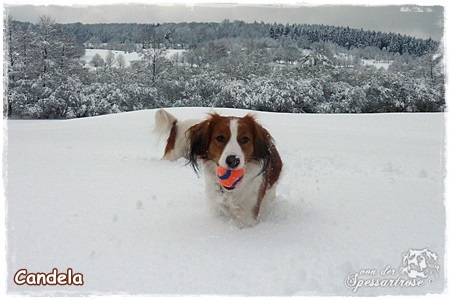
[154,109,201,161]
[155,109,283,226]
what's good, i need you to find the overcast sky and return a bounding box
[4,2,444,40]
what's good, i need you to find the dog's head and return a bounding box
[188,113,275,177]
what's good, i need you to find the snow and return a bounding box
[361,59,392,70]
[4,108,446,296]
[81,49,140,67]
[81,49,186,67]
[165,49,186,58]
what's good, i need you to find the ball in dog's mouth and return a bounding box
[216,165,244,190]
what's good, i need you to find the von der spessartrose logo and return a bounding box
[345,248,439,293]
[400,249,439,281]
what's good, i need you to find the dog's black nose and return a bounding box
[226,155,240,169]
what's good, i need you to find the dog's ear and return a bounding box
[188,118,213,174]
[252,119,273,176]
[244,115,280,177]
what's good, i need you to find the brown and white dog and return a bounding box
[155,109,283,226]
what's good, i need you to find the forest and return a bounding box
[4,17,445,119]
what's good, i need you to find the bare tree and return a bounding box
[105,50,116,68]
[141,29,166,83]
[37,15,57,76]
[4,15,18,117]
[116,53,126,69]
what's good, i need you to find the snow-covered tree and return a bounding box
[105,50,116,68]
[90,53,105,68]
[116,53,126,69]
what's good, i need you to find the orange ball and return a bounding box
[216,165,244,190]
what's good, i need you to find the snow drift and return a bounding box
[5,108,446,296]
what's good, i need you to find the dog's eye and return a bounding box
[216,135,225,143]
[240,136,250,144]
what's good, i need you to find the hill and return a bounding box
[5,108,445,296]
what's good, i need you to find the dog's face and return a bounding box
[188,114,273,175]
[208,116,254,169]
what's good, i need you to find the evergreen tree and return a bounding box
[90,53,105,68]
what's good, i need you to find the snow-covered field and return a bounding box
[81,49,390,70]
[81,49,186,67]
[361,59,392,70]
[5,108,446,296]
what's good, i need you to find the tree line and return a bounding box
[269,23,438,56]
[58,20,438,57]
[4,17,445,119]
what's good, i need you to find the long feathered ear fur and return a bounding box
[243,114,278,177]
[187,118,213,174]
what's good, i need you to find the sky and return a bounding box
[3,1,445,40]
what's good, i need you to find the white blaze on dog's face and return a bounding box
[219,119,244,169]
